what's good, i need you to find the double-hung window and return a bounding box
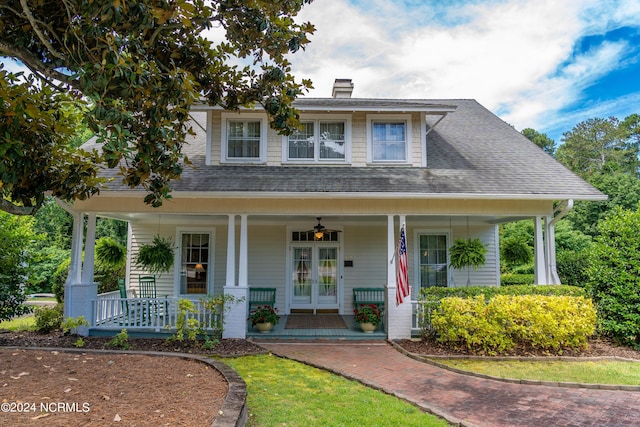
[285,116,350,163]
[366,114,412,163]
[221,113,267,163]
[418,233,449,289]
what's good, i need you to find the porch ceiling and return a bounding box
[89,211,533,226]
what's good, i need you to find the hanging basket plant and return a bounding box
[449,238,488,270]
[136,235,174,274]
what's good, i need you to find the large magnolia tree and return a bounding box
[0,0,314,215]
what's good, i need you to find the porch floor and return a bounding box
[247,315,386,340]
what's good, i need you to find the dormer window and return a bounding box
[284,115,351,163]
[221,112,268,163]
[366,114,412,164]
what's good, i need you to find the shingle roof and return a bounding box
[95,99,605,200]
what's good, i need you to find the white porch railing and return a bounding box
[411,299,438,335]
[91,296,220,333]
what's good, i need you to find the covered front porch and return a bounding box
[62,197,567,339]
[89,289,387,339]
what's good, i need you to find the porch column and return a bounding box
[384,215,396,335]
[81,213,97,284]
[223,214,249,339]
[387,215,412,340]
[226,214,236,287]
[545,216,561,285]
[64,212,84,319]
[66,212,98,336]
[238,214,248,287]
[533,216,548,285]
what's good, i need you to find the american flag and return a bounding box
[396,226,410,305]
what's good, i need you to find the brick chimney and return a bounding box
[332,79,354,98]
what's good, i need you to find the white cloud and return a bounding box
[291,0,640,138]
[3,0,637,142]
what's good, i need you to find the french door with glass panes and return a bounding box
[290,244,341,311]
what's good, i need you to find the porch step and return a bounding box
[246,315,386,341]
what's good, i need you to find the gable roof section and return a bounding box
[94,99,605,201]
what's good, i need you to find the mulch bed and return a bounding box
[1,348,227,426]
[0,330,266,356]
[0,331,266,427]
[394,336,640,360]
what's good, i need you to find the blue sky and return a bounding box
[290,0,640,143]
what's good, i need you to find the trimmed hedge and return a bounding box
[432,295,596,354]
[500,273,534,286]
[419,284,586,301]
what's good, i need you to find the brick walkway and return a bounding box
[258,341,640,427]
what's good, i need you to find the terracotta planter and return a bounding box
[256,322,274,333]
[359,322,377,333]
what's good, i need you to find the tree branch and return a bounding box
[19,0,64,60]
[0,199,36,216]
[0,42,76,89]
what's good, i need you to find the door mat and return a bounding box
[284,314,348,329]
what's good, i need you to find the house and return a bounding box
[61,79,605,339]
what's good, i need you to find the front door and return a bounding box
[290,244,340,312]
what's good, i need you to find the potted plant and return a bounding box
[248,305,279,333]
[449,237,488,286]
[354,304,382,333]
[135,235,174,275]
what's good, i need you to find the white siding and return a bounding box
[127,218,499,311]
[128,223,178,297]
[450,224,499,287]
[247,225,287,310]
[343,225,388,312]
[350,113,367,166]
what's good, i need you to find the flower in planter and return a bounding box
[248,305,279,326]
[354,304,382,326]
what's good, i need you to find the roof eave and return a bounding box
[86,190,608,202]
[190,99,458,114]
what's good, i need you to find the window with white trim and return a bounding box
[366,114,412,163]
[221,113,267,162]
[228,120,260,158]
[418,234,448,288]
[285,117,350,163]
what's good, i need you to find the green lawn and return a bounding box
[0,314,35,331]
[223,354,451,427]
[432,359,640,385]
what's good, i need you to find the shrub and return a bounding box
[25,246,70,294]
[52,258,70,303]
[431,296,512,354]
[61,315,89,334]
[52,251,124,303]
[106,329,130,350]
[556,249,590,287]
[432,295,596,354]
[419,284,586,301]
[500,274,534,286]
[170,299,200,342]
[586,206,640,345]
[34,304,63,332]
[0,211,34,321]
[511,263,534,274]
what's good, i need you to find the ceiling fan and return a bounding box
[308,217,341,240]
